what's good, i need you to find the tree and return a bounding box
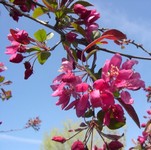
[0,0,151,149]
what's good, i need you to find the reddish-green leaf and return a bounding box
[84,34,115,52]
[102,29,127,41]
[118,98,140,128]
[100,132,124,140]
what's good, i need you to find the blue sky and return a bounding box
[0,0,151,150]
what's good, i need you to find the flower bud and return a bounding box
[24,68,33,79]
[52,136,66,143]
[9,53,24,63]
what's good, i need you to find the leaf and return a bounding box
[100,132,124,140]
[107,118,126,130]
[34,29,47,42]
[37,51,51,65]
[84,109,94,118]
[84,34,115,52]
[71,1,93,9]
[71,23,85,37]
[42,0,58,12]
[97,110,105,126]
[102,29,127,40]
[26,47,41,53]
[46,32,54,40]
[86,49,97,61]
[0,76,5,83]
[32,7,49,18]
[118,98,140,128]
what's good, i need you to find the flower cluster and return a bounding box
[0,62,7,73]
[6,29,31,63]
[51,54,145,126]
[73,4,100,42]
[131,109,151,149]
[26,117,41,131]
[9,0,37,21]
[0,63,12,100]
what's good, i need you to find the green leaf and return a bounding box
[26,47,41,53]
[107,118,126,130]
[32,7,49,18]
[46,32,54,40]
[86,49,97,61]
[97,110,105,126]
[0,76,5,83]
[91,30,101,40]
[34,29,47,42]
[71,23,85,37]
[84,109,94,118]
[37,51,51,65]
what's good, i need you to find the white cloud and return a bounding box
[95,3,151,48]
[0,134,42,145]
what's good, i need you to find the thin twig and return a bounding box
[0,0,64,36]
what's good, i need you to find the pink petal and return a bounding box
[110,53,122,69]
[120,91,134,104]
[90,90,102,108]
[75,82,89,92]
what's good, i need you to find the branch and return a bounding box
[0,0,64,36]
[98,47,151,60]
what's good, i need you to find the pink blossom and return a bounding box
[5,41,20,54]
[71,140,85,150]
[103,104,124,126]
[0,63,7,72]
[76,94,90,117]
[137,136,145,145]
[9,29,30,44]
[75,83,89,92]
[120,90,134,104]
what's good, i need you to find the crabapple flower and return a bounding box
[102,53,145,104]
[73,4,100,41]
[103,104,124,126]
[0,63,7,72]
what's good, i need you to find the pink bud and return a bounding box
[71,140,85,150]
[66,32,77,43]
[141,123,146,128]
[108,141,123,150]
[147,109,151,115]
[52,136,66,143]
[9,53,24,63]
[137,136,145,145]
[24,68,33,80]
